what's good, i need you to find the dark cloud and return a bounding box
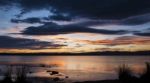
[19,0,150,19]
[44,14,72,21]
[79,14,150,26]
[1,0,150,26]
[21,22,128,35]
[134,32,150,36]
[133,28,150,36]
[11,17,43,24]
[121,14,150,25]
[1,0,150,19]
[10,15,72,24]
[0,0,14,6]
[10,14,150,26]
[0,36,64,49]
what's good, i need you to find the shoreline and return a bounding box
[0,51,149,56]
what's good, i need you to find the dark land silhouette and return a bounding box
[0,51,149,56]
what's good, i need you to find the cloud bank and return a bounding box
[0,36,64,49]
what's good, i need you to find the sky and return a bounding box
[0,0,150,53]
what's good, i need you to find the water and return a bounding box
[0,55,150,82]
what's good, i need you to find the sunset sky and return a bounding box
[0,0,150,53]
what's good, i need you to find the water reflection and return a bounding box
[0,56,149,82]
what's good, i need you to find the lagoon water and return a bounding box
[0,55,150,82]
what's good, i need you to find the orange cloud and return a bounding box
[78,36,150,46]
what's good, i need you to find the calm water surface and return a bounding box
[0,55,150,82]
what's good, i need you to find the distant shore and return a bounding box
[0,51,149,56]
